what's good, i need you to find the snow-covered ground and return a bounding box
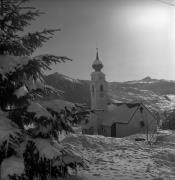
[61,130,175,180]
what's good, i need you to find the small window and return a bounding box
[140,121,145,127]
[140,107,143,113]
[100,84,103,92]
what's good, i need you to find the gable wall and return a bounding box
[116,105,157,137]
[98,104,157,138]
[84,104,158,138]
[116,109,146,137]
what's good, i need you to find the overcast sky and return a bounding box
[28,0,175,82]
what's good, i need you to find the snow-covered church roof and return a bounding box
[83,102,156,129]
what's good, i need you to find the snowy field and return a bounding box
[61,130,175,180]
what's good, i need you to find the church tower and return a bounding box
[90,49,108,132]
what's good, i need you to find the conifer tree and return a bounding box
[0,0,87,179]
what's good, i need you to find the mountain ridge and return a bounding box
[44,73,175,112]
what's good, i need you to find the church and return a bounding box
[82,49,158,139]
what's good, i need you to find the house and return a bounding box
[82,49,157,138]
[98,102,157,138]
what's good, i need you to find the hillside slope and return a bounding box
[44,73,90,106]
[109,77,175,111]
[44,73,175,112]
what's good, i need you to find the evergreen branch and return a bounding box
[26,86,63,100]
[16,0,30,7]
[0,1,60,55]
[19,6,38,10]
[33,54,72,64]
[0,39,29,55]
[0,0,43,33]
[21,29,61,54]
[0,0,35,13]
[0,29,61,55]
[7,55,71,84]
[1,9,43,32]
[0,0,85,178]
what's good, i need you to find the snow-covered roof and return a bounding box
[102,103,140,126]
[83,102,156,129]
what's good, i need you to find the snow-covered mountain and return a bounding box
[44,73,175,112]
[109,77,175,112]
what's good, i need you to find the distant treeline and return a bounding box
[161,109,175,130]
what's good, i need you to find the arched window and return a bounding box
[100,84,103,92]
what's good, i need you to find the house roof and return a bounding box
[101,102,142,126]
[83,102,157,129]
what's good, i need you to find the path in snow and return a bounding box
[62,131,175,180]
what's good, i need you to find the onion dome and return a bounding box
[92,48,103,72]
